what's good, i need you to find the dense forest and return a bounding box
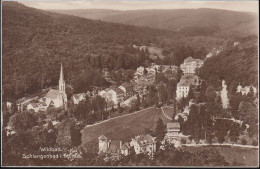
[199,35,258,92]
[2,2,258,101]
[2,2,174,100]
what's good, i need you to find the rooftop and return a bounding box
[134,134,155,146]
[45,89,59,99]
[167,122,180,129]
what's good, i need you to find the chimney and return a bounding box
[120,141,122,149]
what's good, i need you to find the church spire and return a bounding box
[59,63,65,92]
[59,63,64,83]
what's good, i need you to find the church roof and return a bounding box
[45,89,59,99]
[98,135,107,140]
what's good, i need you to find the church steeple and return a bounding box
[59,63,65,92]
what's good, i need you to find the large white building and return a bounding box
[99,87,124,105]
[44,64,67,108]
[180,56,204,74]
[176,74,199,100]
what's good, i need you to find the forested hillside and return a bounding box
[199,35,258,92]
[52,8,258,38]
[2,2,258,101]
[2,2,176,100]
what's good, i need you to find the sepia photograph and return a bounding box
[1,0,259,167]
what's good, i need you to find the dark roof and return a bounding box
[109,140,121,153]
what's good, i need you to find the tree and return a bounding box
[8,111,37,132]
[206,86,216,103]
[241,138,247,146]
[252,139,258,146]
[187,87,194,100]
[154,118,166,141]
[229,122,240,144]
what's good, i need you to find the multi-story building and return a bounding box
[98,135,131,158]
[72,93,86,104]
[176,74,200,100]
[130,134,156,156]
[166,122,180,136]
[180,56,204,74]
[118,83,134,99]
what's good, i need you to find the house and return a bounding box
[44,64,67,109]
[176,80,190,99]
[236,84,257,96]
[162,66,178,80]
[98,135,131,158]
[6,102,12,109]
[100,87,124,105]
[110,88,125,104]
[27,102,48,112]
[146,68,156,85]
[130,134,156,156]
[118,83,134,99]
[166,122,180,135]
[176,74,200,99]
[136,66,145,75]
[180,56,204,74]
[72,93,86,104]
[164,122,188,147]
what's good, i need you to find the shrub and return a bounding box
[252,139,258,146]
[181,138,187,144]
[241,138,247,145]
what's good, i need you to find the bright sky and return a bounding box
[14,0,259,13]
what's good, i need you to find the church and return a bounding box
[44,63,67,109]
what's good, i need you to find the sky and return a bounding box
[14,0,259,13]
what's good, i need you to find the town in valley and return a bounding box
[1,1,259,167]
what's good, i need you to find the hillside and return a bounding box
[2,2,178,100]
[199,35,258,92]
[52,8,258,38]
[81,107,174,149]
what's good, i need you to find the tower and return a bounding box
[98,135,108,153]
[58,63,67,108]
[59,63,66,93]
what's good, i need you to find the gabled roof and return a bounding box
[134,134,155,146]
[98,135,107,140]
[177,80,190,87]
[45,89,59,99]
[121,142,130,150]
[73,93,86,99]
[111,88,124,95]
[109,140,121,153]
[167,122,180,129]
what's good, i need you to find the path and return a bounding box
[183,143,259,149]
[161,107,173,120]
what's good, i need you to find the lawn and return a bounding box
[183,146,258,166]
[162,106,175,119]
[139,46,166,60]
[81,107,172,149]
